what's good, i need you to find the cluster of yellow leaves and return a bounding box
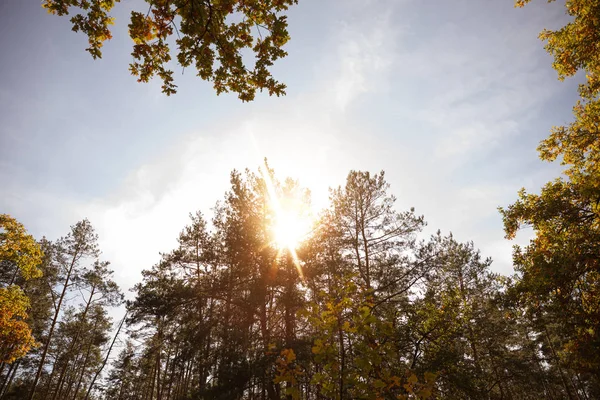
[0,214,43,280]
[273,348,303,399]
[0,286,38,363]
[0,214,44,363]
[395,372,437,400]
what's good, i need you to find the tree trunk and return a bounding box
[71,336,95,400]
[359,205,371,290]
[155,319,163,400]
[544,326,577,400]
[337,312,346,400]
[0,363,8,396]
[0,360,18,399]
[148,362,156,400]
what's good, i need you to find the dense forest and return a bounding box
[2,0,600,398]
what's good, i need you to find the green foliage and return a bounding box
[501,176,600,373]
[308,278,435,400]
[42,0,298,100]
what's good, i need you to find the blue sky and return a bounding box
[0,0,580,291]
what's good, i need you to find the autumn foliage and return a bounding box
[0,215,43,364]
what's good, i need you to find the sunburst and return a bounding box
[260,163,312,280]
[272,210,311,251]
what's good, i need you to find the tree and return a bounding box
[102,339,137,400]
[41,304,113,400]
[0,215,43,284]
[28,219,100,400]
[48,260,123,400]
[303,171,435,400]
[0,215,43,364]
[122,167,315,399]
[42,0,299,100]
[0,238,57,399]
[327,171,425,292]
[502,0,600,379]
[0,220,122,400]
[514,0,600,178]
[83,312,127,400]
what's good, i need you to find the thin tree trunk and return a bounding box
[55,346,85,400]
[148,362,156,400]
[359,207,371,290]
[8,263,19,286]
[59,328,93,400]
[155,318,163,400]
[71,336,95,400]
[165,344,178,400]
[260,301,277,400]
[180,360,189,398]
[0,363,9,396]
[200,298,213,392]
[0,360,18,399]
[41,352,61,399]
[457,267,488,399]
[575,373,589,400]
[337,312,346,400]
[62,367,79,400]
[173,362,183,400]
[83,313,126,400]
[525,331,554,399]
[544,326,577,400]
[352,203,366,287]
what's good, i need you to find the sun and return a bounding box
[272,211,311,250]
[259,161,312,280]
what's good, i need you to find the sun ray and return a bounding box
[259,161,307,281]
[288,247,304,281]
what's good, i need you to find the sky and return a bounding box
[0,0,581,296]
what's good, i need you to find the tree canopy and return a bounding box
[500,0,600,379]
[0,215,43,364]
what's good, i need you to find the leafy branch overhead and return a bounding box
[42,0,298,100]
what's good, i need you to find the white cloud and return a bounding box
[332,20,397,110]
